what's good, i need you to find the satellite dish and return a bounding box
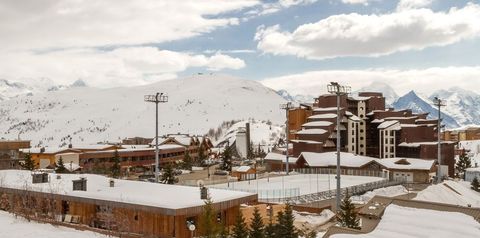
[197,180,205,187]
[188,224,196,231]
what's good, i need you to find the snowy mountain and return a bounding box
[276,89,315,103]
[357,81,399,106]
[0,78,86,101]
[429,87,480,126]
[0,75,286,147]
[392,91,460,128]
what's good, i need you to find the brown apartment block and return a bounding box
[442,126,480,142]
[0,140,31,169]
[288,91,456,177]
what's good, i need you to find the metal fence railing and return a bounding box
[293,168,385,178]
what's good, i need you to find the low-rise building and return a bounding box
[0,170,257,238]
[465,167,480,182]
[0,140,30,169]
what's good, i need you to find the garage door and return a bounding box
[393,172,413,182]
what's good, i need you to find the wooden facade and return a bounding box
[0,185,257,238]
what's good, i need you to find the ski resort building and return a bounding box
[0,170,257,238]
[287,91,456,177]
[0,140,30,169]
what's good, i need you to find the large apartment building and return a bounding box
[288,92,455,177]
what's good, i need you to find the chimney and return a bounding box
[40,147,45,153]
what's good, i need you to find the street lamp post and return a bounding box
[280,102,294,175]
[327,82,351,211]
[433,97,446,183]
[144,93,168,183]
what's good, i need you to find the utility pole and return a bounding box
[433,97,446,183]
[144,93,168,183]
[280,102,294,175]
[327,82,350,211]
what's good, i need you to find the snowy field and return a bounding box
[209,174,384,199]
[414,180,480,208]
[0,211,107,238]
[331,204,480,238]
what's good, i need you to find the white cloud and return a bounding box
[0,47,245,87]
[0,0,259,51]
[397,0,433,11]
[255,3,480,59]
[261,67,480,96]
[341,0,371,5]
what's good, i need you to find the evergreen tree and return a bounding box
[221,145,233,171]
[337,194,360,230]
[110,149,121,178]
[231,210,249,238]
[199,197,220,238]
[160,163,178,184]
[276,204,298,238]
[456,154,472,179]
[55,156,68,174]
[249,206,265,238]
[264,221,276,238]
[471,177,480,192]
[21,153,35,171]
[219,224,229,238]
[198,143,207,166]
[182,151,193,170]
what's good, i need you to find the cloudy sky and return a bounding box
[1,0,480,95]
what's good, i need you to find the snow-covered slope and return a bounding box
[393,90,459,128]
[0,78,83,101]
[357,81,399,106]
[0,75,286,147]
[430,87,480,126]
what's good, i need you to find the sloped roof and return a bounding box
[296,129,328,135]
[298,152,374,168]
[264,152,297,163]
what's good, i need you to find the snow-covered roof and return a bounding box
[296,129,327,135]
[465,167,480,172]
[0,170,254,210]
[371,119,384,123]
[414,180,480,208]
[308,113,337,119]
[20,147,78,154]
[331,204,480,238]
[376,158,434,170]
[233,166,253,173]
[71,144,119,150]
[348,115,360,122]
[313,107,340,112]
[378,120,401,130]
[349,95,371,101]
[398,141,455,147]
[299,152,374,168]
[264,152,297,163]
[291,139,323,144]
[383,116,418,120]
[301,121,333,127]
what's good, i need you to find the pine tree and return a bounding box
[471,177,480,192]
[110,149,121,178]
[456,154,472,179]
[21,153,35,171]
[221,145,233,171]
[276,204,298,238]
[55,156,68,174]
[160,163,178,184]
[337,194,360,230]
[231,210,249,238]
[198,143,207,166]
[264,221,276,238]
[219,224,229,238]
[249,206,265,238]
[199,197,220,238]
[182,151,193,170]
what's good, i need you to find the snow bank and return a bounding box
[351,185,408,205]
[331,204,480,238]
[294,209,335,227]
[0,211,107,238]
[414,180,480,208]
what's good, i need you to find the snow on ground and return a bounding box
[351,185,408,205]
[0,211,107,238]
[294,209,335,227]
[414,180,480,208]
[331,204,480,238]
[209,174,384,199]
[0,170,254,210]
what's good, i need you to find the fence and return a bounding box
[259,178,406,204]
[294,168,385,178]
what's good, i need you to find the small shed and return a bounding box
[465,167,480,182]
[231,166,256,181]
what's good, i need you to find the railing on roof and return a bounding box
[294,168,385,178]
